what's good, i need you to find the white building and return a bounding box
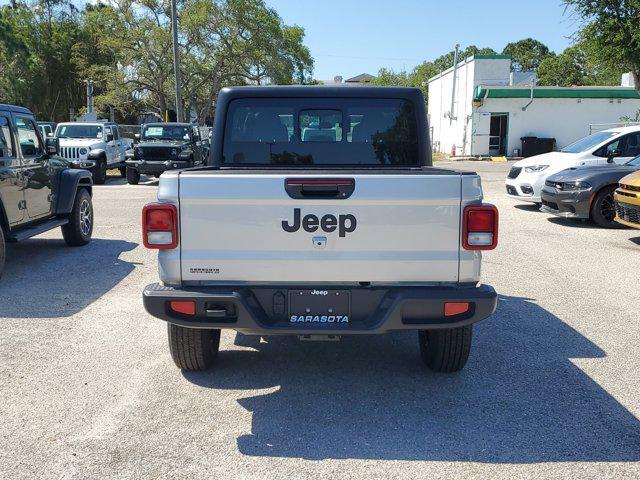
[427,55,640,157]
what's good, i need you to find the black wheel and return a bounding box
[0,222,5,279]
[418,325,472,372]
[126,167,140,185]
[168,324,220,371]
[591,185,624,228]
[92,157,107,185]
[119,166,127,177]
[61,188,93,246]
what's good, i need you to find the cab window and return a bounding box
[15,117,43,157]
[0,116,15,158]
[622,132,640,157]
[595,132,640,157]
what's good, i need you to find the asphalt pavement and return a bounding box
[1,162,639,479]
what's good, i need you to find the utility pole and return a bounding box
[86,80,94,115]
[449,44,460,125]
[170,0,183,122]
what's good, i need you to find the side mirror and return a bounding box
[607,149,622,163]
[106,133,114,143]
[45,137,59,155]
[47,132,53,137]
[134,133,140,141]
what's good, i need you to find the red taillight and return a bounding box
[143,204,178,249]
[462,205,498,250]
[170,301,195,316]
[445,302,470,317]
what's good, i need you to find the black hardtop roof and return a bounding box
[143,122,195,127]
[0,103,33,115]
[218,85,424,101]
[58,121,117,126]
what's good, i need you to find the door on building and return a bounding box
[489,113,508,155]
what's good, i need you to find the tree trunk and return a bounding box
[633,70,640,93]
[158,93,167,121]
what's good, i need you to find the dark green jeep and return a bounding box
[124,122,207,184]
[0,104,94,278]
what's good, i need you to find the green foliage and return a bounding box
[0,0,313,122]
[371,45,497,97]
[502,38,553,71]
[537,54,584,86]
[0,0,105,120]
[564,0,640,90]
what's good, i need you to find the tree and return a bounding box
[371,45,497,98]
[0,0,111,121]
[85,0,313,123]
[563,0,640,90]
[502,38,553,71]
[537,54,584,86]
[0,0,312,122]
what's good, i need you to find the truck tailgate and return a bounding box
[178,172,462,283]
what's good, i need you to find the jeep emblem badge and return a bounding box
[282,208,357,237]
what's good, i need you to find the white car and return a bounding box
[54,122,130,184]
[505,126,640,203]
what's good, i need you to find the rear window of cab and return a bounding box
[222,98,419,166]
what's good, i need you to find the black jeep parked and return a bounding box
[124,122,207,184]
[0,104,93,278]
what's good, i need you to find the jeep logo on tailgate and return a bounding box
[282,208,357,237]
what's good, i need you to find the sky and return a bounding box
[265,0,579,81]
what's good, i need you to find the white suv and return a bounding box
[55,122,130,184]
[505,126,640,203]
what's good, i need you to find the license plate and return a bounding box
[288,290,351,324]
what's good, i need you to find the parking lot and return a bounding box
[1,160,639,479]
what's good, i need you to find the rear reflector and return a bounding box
[143,204,178,249]
[170,301,195,315]
[445,302,470,317]
[462,205,498,250]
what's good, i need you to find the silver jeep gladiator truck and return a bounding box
[143,86,498,373]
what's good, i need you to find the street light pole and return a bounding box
[170,0,183,122]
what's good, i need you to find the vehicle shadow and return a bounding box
[513,204,542,212]
[628,236,640,246]
[103,173,158,186]
[546,217,599,229]
[184,295,640,463]
[0,238,137,318]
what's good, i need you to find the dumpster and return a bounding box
[521,137,556,157]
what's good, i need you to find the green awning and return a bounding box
[474,86,640,100]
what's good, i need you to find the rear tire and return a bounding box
[168,324,220,371]
[418,325,472,372]
[591,185,624,228]
[92,157,106,185]
[126,167,140,185]
[0,223,5,279]
[61,188,93,246]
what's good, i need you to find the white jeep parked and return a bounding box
[54,122,130,184]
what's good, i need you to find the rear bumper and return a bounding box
[143,283,498,334]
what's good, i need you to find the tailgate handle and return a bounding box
[285,178,355,200]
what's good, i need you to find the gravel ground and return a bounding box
[1,162,639,479]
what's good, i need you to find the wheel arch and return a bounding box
[589,182,618,210]
[55,168,94,215]
[87,149,107,161]
[0,198,9,233]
